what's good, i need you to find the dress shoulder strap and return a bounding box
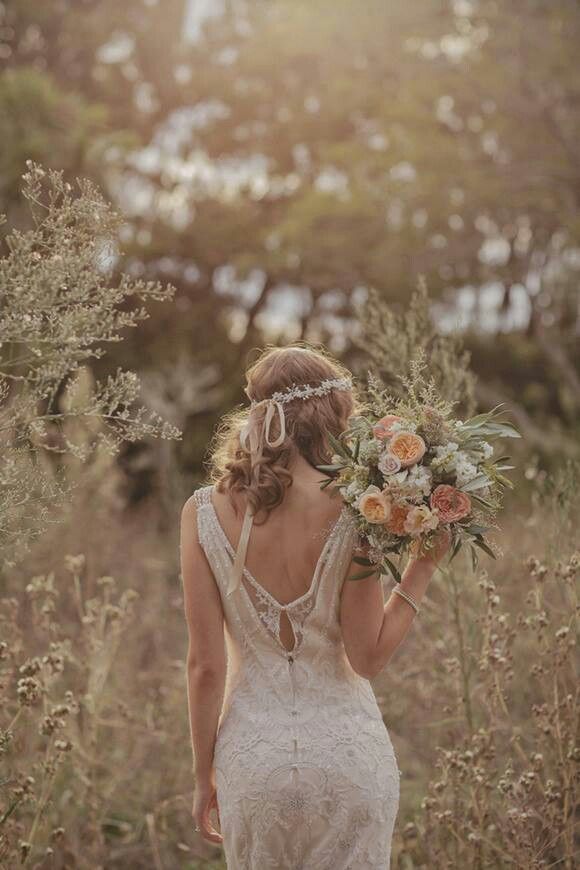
[192,483,213,508]
[191,484,214,551]
[324,508,360,613]
[190,483,240,598]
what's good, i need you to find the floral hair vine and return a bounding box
[249,377,353,408]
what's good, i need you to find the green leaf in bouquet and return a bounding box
[316,464,344,473]
[319,477,335,490]
[347,567,379,581]
[464,523,489,536]
[495,471,515,489]
[461,418,489,431]
[472,536,497,559]
[344,414,372,435]
[462,403,507,428]
[328,431,352,459]
[459,474,491,492]
[352,436,361,463]
[460,437,489,450]
[474,421,521,438]
[491,455,511,464]
[494,465,516,472]
[470,544,479,571]
[382,556,401,584]
[449,536,463,563]
[353,555,373,566]
[470,492,495,509]
[492,421,521,437]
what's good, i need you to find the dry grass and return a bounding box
[1,462,578,869]
[378,462,579,869]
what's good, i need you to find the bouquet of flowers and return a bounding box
[318,371,521,582]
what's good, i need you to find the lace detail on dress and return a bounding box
[190,483,401,870]
[196,484,348,655]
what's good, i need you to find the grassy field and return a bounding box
[1,454,577,869]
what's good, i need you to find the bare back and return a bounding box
[211,466,344,651]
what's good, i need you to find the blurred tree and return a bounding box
[0,68,106,209]
[1,0,578,474]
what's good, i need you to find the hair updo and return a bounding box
[208,343,358,522]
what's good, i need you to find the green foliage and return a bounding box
[0,67,116,212]
[354,280,478,418]
[0,164,181,564]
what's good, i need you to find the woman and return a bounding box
[180,344,451,869]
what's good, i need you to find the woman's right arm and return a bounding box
[339,529,451,679]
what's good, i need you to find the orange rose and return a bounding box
[373,414,404,440]
[430,484,471,523]
[384,503,412,536]
[388,431,426,468]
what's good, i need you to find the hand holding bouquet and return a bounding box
[318,370,520,582]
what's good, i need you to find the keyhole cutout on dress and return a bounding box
[240,575,301,654]
[279,610,296,653]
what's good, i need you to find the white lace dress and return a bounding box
[193,484,400,869]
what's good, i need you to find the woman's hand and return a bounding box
[410,526,453,567]
[192,771,223,844]
[428,526,454,565]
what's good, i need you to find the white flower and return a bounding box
[453,451,479,487]
[434,441,459,461]
[389,469,409,484]
[433,442,479,485]
[406,464,433,497]
[378,451,402,476]
[342,481,363,504]
[404,505,440,537]
[469,441,494,463]
[359,438,381,464]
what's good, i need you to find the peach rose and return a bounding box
[373,414,404,440]
[388,431,426,468]
[384,503,412,536]
[358,485,392,524]
[404,504,440,537]
[430,484,471,523]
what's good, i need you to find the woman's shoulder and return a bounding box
[282,482,345,529]
[182,483,214,516]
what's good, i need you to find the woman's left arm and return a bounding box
[180,496,226,844]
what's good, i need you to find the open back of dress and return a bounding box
[193,484,400,870]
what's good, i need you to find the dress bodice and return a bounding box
[192,484,383,730]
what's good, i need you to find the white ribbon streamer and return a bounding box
[226,399,286,595]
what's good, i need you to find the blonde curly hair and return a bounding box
[208,343,358,522]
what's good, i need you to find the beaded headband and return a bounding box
[249,377,352,408]
[227,375,353,597]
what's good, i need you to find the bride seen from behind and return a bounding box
[180,343,451,869]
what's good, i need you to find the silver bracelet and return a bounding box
[391,585,420,615]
